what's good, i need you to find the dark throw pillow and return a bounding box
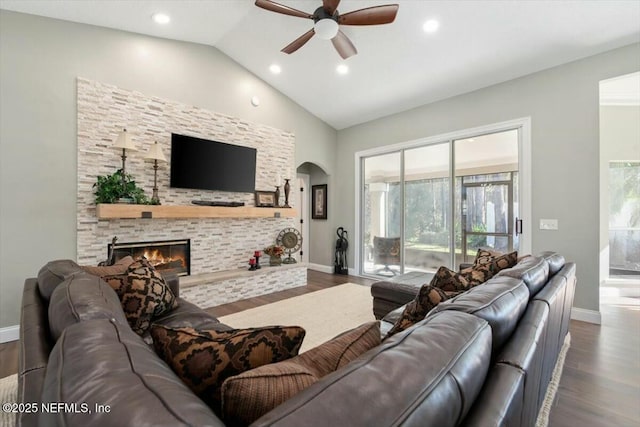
[385,284,454,338]
[221,321,380,426]
[150,324,306,415]
[121,258,177,335]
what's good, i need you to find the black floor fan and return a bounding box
[334,227,349,275]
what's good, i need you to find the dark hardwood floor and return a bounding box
[0,340,18,378]
[548,294,640,426]
[1,270,638,426]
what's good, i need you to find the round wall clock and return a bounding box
[276,227,302,264]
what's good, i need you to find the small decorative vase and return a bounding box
[284,179,291,208]
[269,256,282,266]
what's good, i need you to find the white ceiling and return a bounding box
[1,0,639,129]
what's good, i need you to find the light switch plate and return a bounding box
[539,219,558,230]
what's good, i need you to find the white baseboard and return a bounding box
[307,264,361,278]
[570,307,602,325]
[307,263,334,274]
[0,325,19,343]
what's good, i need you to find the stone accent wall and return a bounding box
[77,78,297,275]
[180,265,308,309]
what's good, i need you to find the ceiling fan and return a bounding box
[254,0,399,59]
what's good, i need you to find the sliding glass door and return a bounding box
[362,152,402,276]
[403,143,451,273]
[358,127,523,277]
[454,131,519,264]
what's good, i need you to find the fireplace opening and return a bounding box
[108,239,190,276]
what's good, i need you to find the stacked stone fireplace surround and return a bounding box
[77,78,307,308]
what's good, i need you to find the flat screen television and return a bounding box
[170,133,257,193]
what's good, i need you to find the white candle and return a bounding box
[276,176,282,187]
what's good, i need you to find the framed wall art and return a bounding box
[255,191,276,207]
[312,184,327,220]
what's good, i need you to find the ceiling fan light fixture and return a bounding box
[314,18,339,40]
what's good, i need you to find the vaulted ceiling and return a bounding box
[2,0,639,129]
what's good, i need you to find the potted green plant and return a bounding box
[93,169,149,204]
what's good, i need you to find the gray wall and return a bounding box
[335,43,640,314]
[0,10,337,328]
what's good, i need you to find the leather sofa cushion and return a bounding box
[37,259,83,301]
[539,251,565,276]
[48,273,127,342]
[41,319,224,427]
[496,300,550,424]
[498,256,549,297]
[150,324,306,415]
[144,297,232,345]
[251,311,491,427]
[151,297,232,331]
[461,363,525,426]
[221,321,380,426]
[429,276,529,354]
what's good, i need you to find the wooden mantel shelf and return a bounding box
[96,204,297,219]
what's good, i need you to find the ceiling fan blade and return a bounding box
[331,29,357,59]
[323,0,341,16]
[281,29,316,54]
[338,4,399,25]
[255,0,313,19]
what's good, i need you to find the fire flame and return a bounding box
[142,249,184,267]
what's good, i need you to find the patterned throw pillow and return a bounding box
[121,258,178,335]
[486,251,519,274]
[459,249,519,285]
[472,248,503,268]
[430,266,472,292]
[101,274,129,298]
[385,284,454,338]
[150,324,306,415]
[385,250,519,339]
[221,321,380,425]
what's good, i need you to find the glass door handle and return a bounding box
[515,218,523,235]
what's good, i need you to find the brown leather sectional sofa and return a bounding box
[18,251,575,427]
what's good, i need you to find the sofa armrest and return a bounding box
[18,279,52,427]
[459,263,473,271]
[371,281,420,319]
[161,273,179,298]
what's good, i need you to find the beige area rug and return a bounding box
[536,332,571,427]
[219,283,376,353]
[0,374,17,427]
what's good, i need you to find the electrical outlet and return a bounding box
[539,219,558,230]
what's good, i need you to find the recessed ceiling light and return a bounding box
[336,64,349,75]
[423,19,439,33]
[152,13,171,25]
[269,64,282,74]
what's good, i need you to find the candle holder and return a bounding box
[284,178,291,208]
[254,251,262,269]
[274,186,281,207]
[248,257,257,271]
